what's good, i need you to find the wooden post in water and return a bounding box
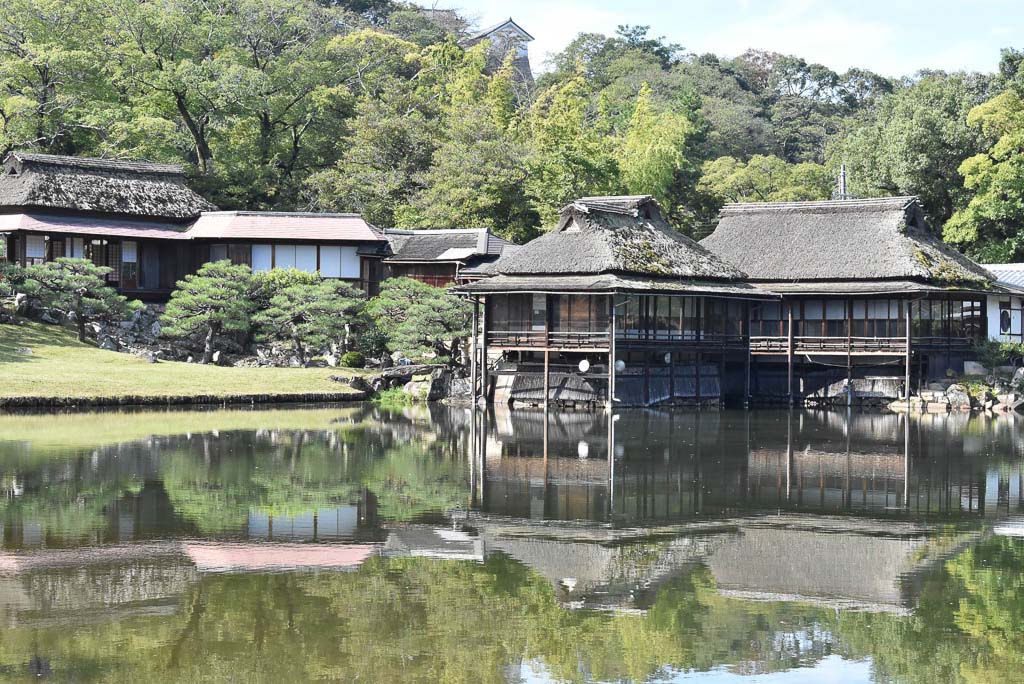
[470,297,479,404]
[543,348,550,409]
[787,301,795,406]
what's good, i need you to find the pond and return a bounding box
[0,404,1021,683]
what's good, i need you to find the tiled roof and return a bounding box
[985,263,1024,292]
[384,228,513,262]
[186,211,385,242]
[0,212,190,240]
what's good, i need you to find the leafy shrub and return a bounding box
[340,351,366,368]
[972,339,1024,370]
[250,268,321,308]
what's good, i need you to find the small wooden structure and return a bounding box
[457,195,772,407]
[383,228,516,287]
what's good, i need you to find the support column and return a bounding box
[846,298,853,406]
[543,348,550,409]
[905,302,912,400]
[608,295,617,410]
[481,296,489,404]
[470,297,480,404]
[787,301,795,406]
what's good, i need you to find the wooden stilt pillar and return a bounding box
[744,350,751,407]
[480,297,489,404]
[718,352,725,407]
[608,295,617,410]
[543,348,550,409]
[470,297,479,404]
[905,303,912,400]
[695,352,702,404]
[787,301,795,406]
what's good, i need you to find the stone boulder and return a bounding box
[964,361,988,376]
[945,384,972,410]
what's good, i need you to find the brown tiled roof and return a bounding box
[0,212,190,240]
[186,211,386,242]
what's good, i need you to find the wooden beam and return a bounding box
[543,348,550,409]
[481,296,489,404]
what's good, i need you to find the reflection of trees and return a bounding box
[158,426,469,534]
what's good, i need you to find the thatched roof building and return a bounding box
[460,195,760,296]
[700,197,994,294]
[0,152,215,222]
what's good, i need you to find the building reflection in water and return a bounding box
[472,408,1024,524]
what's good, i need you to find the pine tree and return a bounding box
[161,260,254,364]
[253,280,364,367]
[365,277,471,360]
[23,258,141,342]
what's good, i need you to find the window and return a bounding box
[1001,302,1012,334]
[252,245,272,272]
[122,241,138,289]
[339,247,360,278]
[25,234,45,260]
[209,244,228,262]
[531,294,546,331]
[275,244,296,269]
[295,245,317,272]
[319,245,341,277]
[67,238,85,259]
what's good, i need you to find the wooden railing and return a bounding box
[750,336,909,355]
[485,330,747,350]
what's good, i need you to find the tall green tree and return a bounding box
[253,280,363,366]
[618,82,696,210]
[161,260,254,364]
[22,257,141,342]
[945,84,1024,260]
[698,154,833,204]
[365,277,470,360]
[828,72,995,228]
[524,74,620,225]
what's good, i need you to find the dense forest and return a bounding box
[2,0,1023,259]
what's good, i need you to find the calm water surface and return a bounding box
[0,404,1022,683]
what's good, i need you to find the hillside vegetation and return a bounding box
[2,1,1023,257]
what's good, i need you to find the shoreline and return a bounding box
[0,390,369,409]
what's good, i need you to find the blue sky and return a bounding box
[427,0,1021,77]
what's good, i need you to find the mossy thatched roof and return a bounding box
[496,195,746,281]
[701,197,993,286]
[0,152,215,221]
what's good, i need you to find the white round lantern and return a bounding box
[578,359,591,373]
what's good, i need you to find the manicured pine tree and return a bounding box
[253,280,364,367]
[23,257,141,342]
[161,260,254,364]
[365,277,471,361]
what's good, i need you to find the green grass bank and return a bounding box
[0,321,364,407]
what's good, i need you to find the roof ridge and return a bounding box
[9,151,184,175]
[200,210,365,218]
[720,197,918,214]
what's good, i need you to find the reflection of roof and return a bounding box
[706,523,926,613]
[184,542,376,572]
[187,211,385,242]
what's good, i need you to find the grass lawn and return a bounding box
[0,320,362,401]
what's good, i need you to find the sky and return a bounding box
[425,0,1021,77]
